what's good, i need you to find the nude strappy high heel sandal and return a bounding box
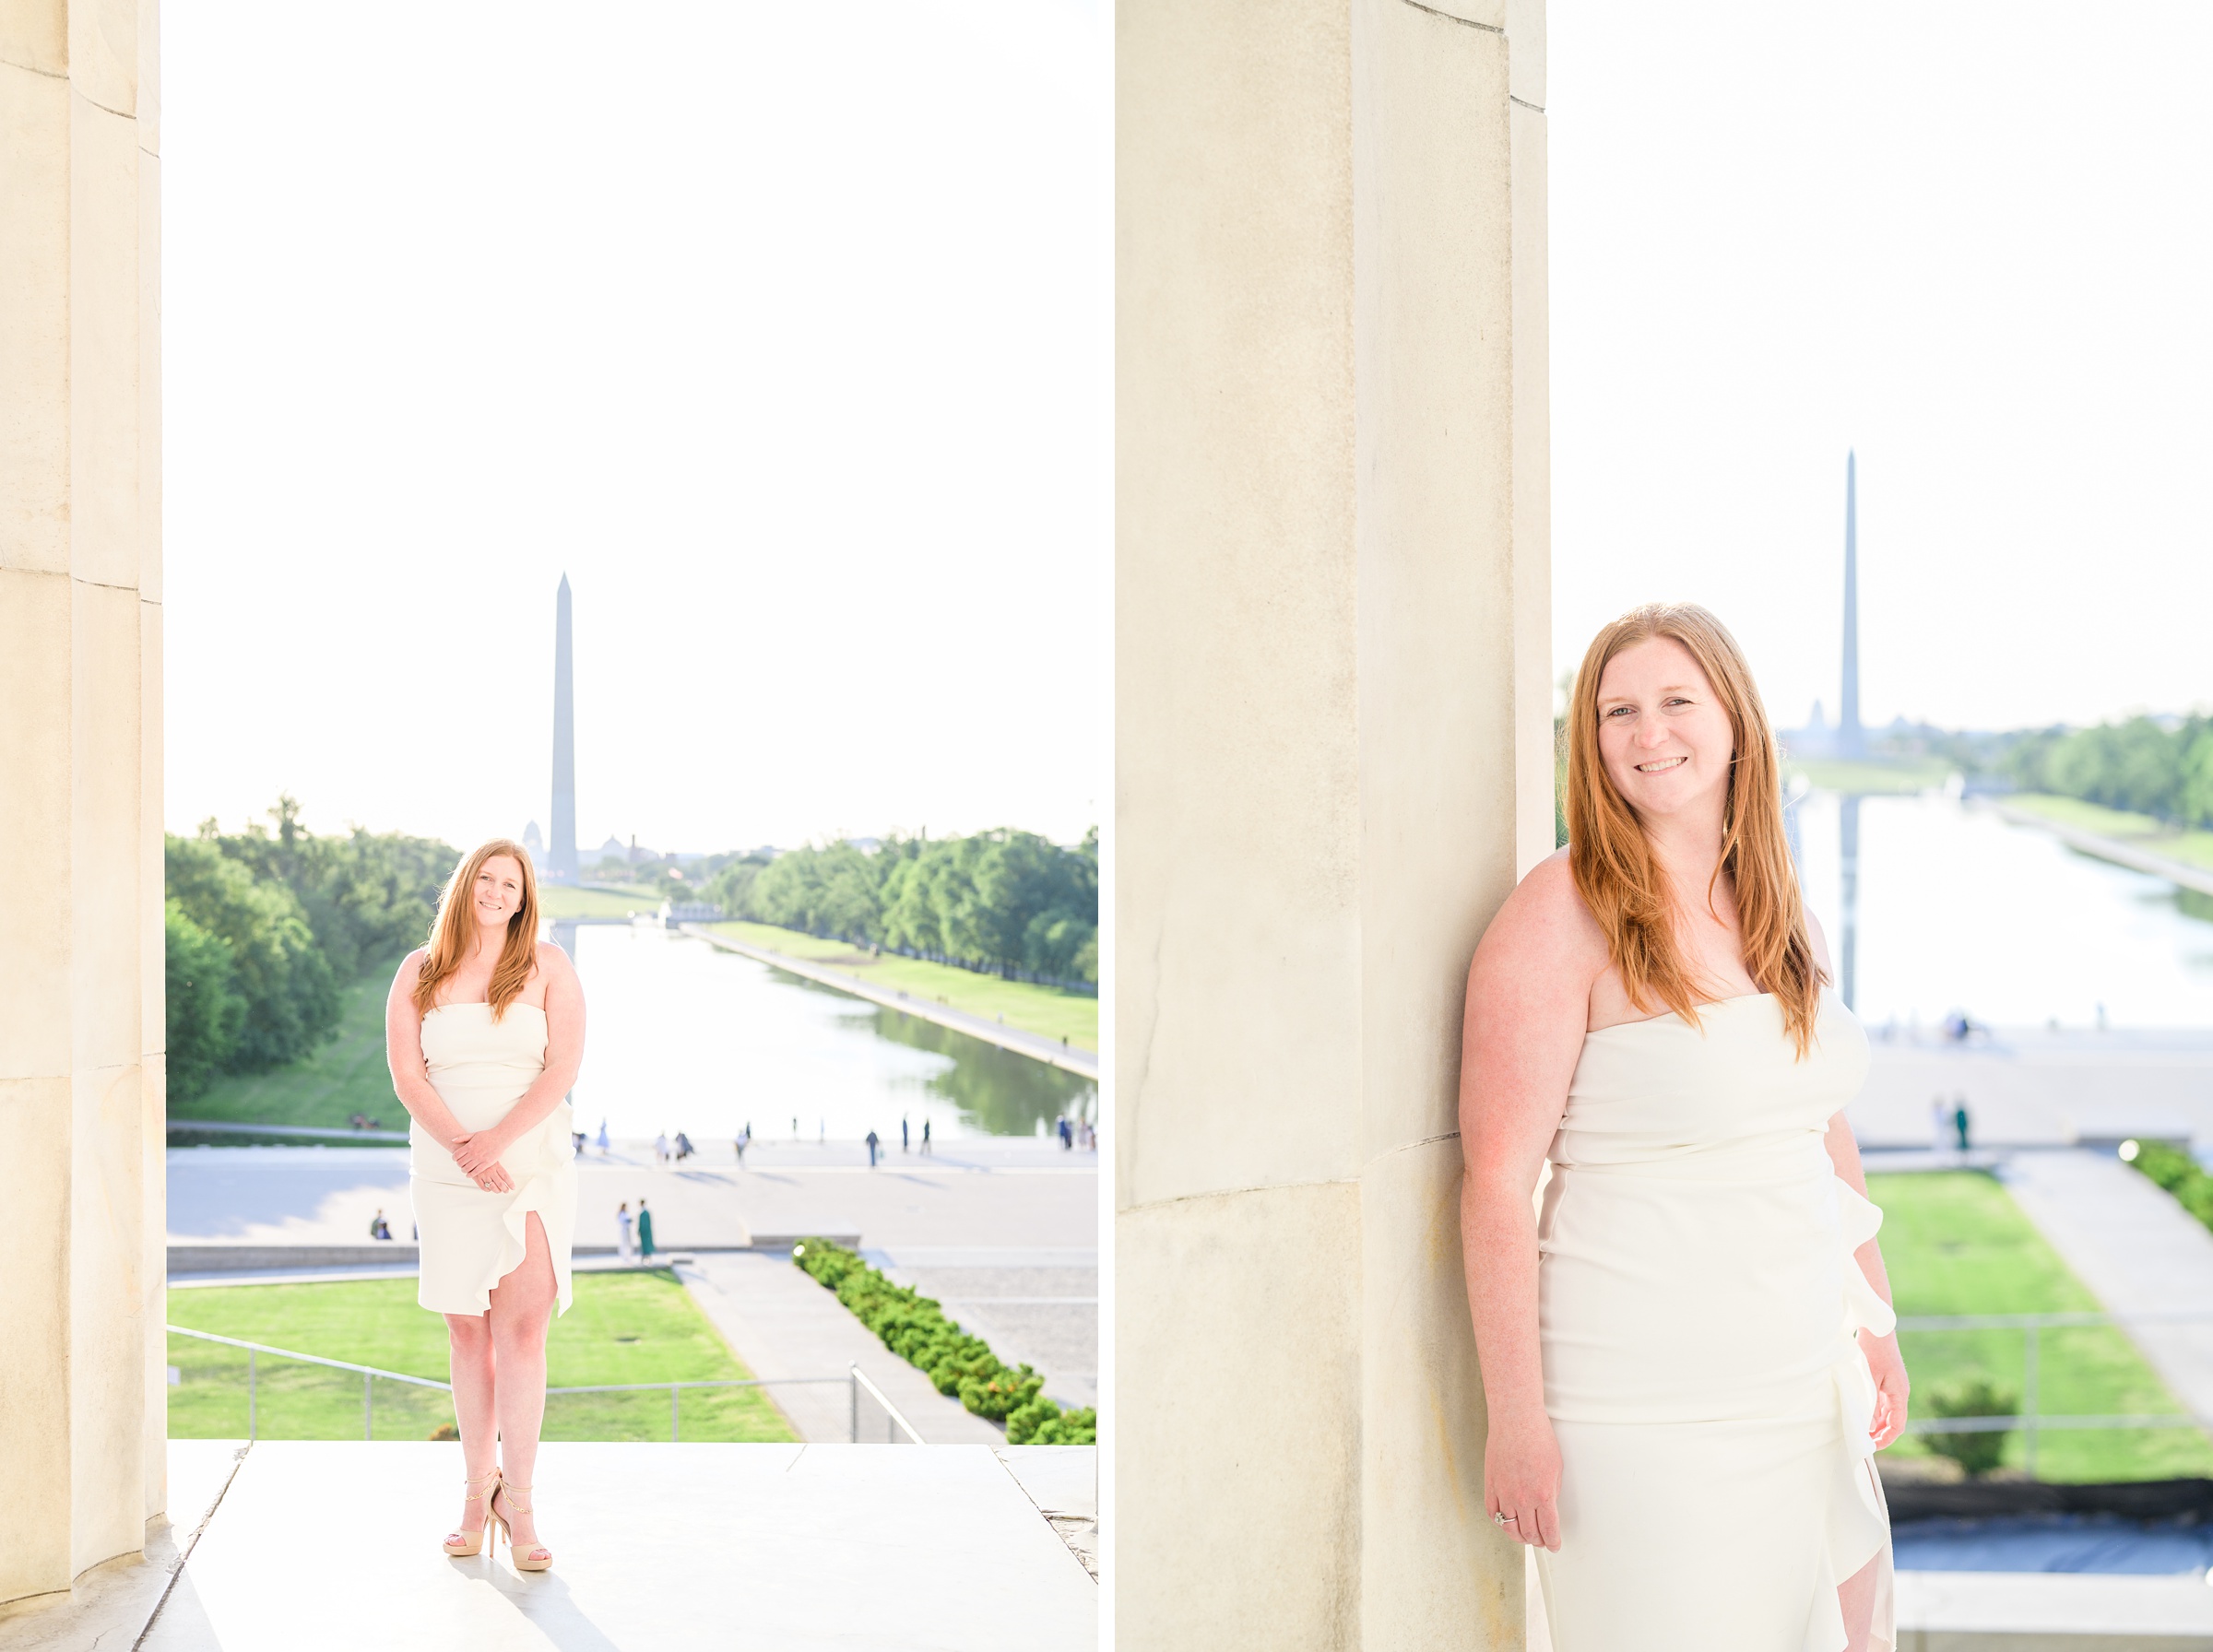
[490,1480,553,1572]
[443,1469,501,1556]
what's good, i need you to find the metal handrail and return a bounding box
[1890,1306,2213,1473]
[849,1362,926,1445]
[166,1325,449,1387]
[1897,1309,2213,1330]
[167,1325,908,1445]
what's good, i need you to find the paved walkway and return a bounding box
[681,924,1098,1080]
[1989,797,2213,901]
[678,1252,1008,1445]
[0,1440,1095,1651]
[1847,1025,2213,1150]
[1998,1149,2213,1421]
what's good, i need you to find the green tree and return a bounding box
[164,899,246,1102]
[213,796,457,978]
[164,836,338,1069]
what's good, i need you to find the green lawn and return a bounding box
[540,884,661,919]
[2001,794,2213,873]
[704,921,1097,1052]
[172,969,403,1131]
[1788,758,1955,795]
[1870,1171,2213,1481]
[167,1272,797,1444]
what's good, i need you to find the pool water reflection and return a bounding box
[565,923,1095,1142]
[1792,790,2213,1029]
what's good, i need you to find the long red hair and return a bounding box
[1564,604,1826,1056]
[411,839,541,1021]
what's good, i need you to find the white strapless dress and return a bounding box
[409,1002,575,1316]
[1533,991,1894,1652]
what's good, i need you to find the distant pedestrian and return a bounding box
[655,1131,671,1166]
[616,1201,634,1260]
[597,1119,610,1155]
[921,1119,932,1155]
[1058,1116,1072,1150]
[637,1198,657,1259]
[369,1209,393,1241]
[791,1115,799,1140]
[675,1131,694,1163]
[866,1128,881,1168]
[818,1118,825,1145]
[1929,1097,1950,1159]
[1954,1099,1971,1154]
[901,1115,910,1153]
[733,1132,748,1169]
[572,1130,586,1159]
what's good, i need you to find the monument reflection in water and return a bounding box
[1793,788,2213,1030]
[564,922,1095,1142]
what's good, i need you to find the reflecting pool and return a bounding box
[1792,790,2213,1029]
[565,923,1095,1142]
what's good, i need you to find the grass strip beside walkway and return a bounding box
[1870,1171,2213,1482]
[1999,794,2213,874]
[167,1272,797,1443]
[705,921,1097,1051]
[170,971,403,1132]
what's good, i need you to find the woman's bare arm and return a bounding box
[1459,852,1609,1550]
[387,950,469,1147]
[1806,910,1910,1446]
[448,943,586,1178]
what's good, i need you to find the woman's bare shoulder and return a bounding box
[534,939,577,979]
[392,949,429,987]
[1804,906,1836,978]
[1473,851,1609,983]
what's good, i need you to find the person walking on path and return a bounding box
[1460,607,1904,1651]
[636,1198,656,1260]
[596,1119,609,1156]
[733,1130,748,1170]
[866,1128,881,1168]
[369,1209,394,1241]
[1954,1099,1971,1154]
[388,838,583,1575]
[901,1115,910,1153]
[654,1131,670,1167]
[616,1201,633,1261]
[920,1119,932,1155]
[675,1130,693,1163]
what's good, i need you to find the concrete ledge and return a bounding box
[1897,1570,2213,1649]
[130,1442,1095,1650]
[168,1245,419,1273]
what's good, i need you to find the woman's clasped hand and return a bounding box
[448,1129,515,1192]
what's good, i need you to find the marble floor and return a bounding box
[1,1440,1095,1652]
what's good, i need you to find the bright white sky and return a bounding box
[164,0,1106,853]
[169,5,2211,852]
[1550,2,2213,734]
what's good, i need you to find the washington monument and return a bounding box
[548,574,579,883]
[1840,451,1863,760]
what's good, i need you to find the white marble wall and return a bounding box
[0,0,166,1605]
[1116,0,1547,1643]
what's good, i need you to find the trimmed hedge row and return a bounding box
[794,1238,1096,1446]
[2128,1140,2213,1229]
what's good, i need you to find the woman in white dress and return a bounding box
[386,839,584,1571]
[1460,605,1910,1651]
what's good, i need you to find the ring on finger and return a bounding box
[1491,1511,1518,1528]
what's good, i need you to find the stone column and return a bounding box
[1116,0,1546,1645]
[0,0,166,1606]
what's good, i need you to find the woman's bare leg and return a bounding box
[444,1312,497,1539]
[1838,1550,1882,1652]
[488,1212,559,1559]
